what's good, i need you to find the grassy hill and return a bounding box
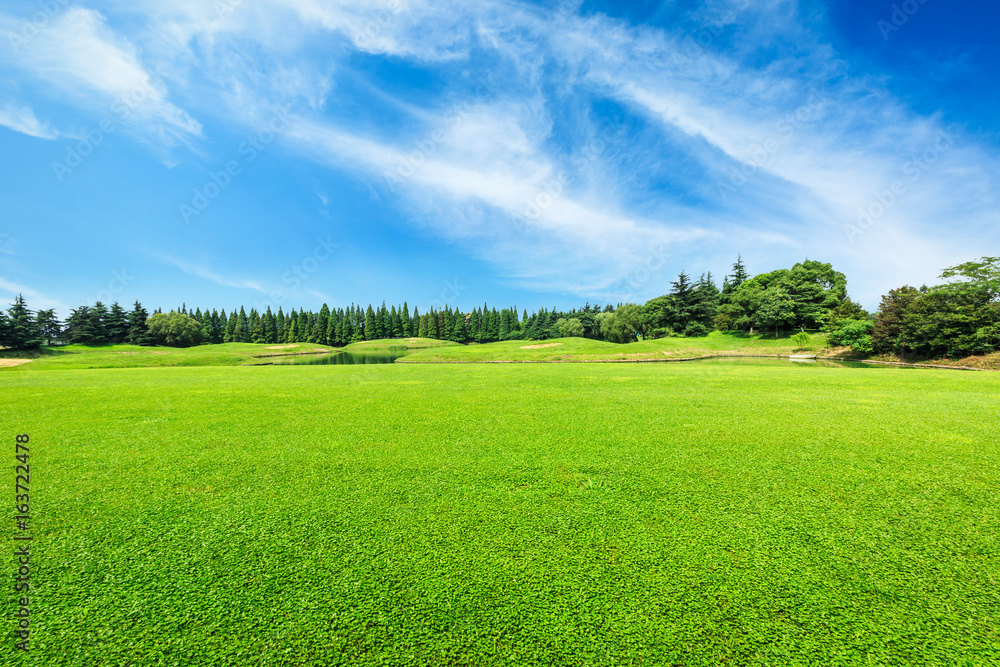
[398,331,830,363]
[0,333,826,371]
[0,342,334,371]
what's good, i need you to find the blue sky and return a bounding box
[1,0,997,317]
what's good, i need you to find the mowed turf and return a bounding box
[2,363,998,665]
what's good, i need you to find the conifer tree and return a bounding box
[364,305,376,340]
[313,305,327,345]
[35,309,62,346]
[450,313,468,343]
[6,295,41,349]
[104,302,128,344]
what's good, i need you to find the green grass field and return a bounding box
[398,332,830,363]
[2,359,998,665]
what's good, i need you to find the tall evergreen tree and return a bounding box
[250,309,264,343]
[0,309,10,349]
[66,306,99,345]
[105,302,129,344]
[316,304,330,345]
[89,302,110,344]
[364,305,376,340]
[127,301,150,345]
[6,295,41,349]
[35,309,62,346]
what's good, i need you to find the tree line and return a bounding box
[2,256,997,361]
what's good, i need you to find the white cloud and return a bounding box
[159,255,268,293]
[0,277,69,312]
[0,7,201,142]
[0,103,57,139]
[6,0,996,306]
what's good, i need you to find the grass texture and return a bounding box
[2,362,998,665]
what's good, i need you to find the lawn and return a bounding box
[2,361,998,665]
[398,331,831,363]
[0,342,335,371]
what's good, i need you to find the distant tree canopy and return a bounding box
[870,257,1000,359]
[5,256,996,362]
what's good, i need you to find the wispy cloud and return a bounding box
[0,277,69,312]
[0,103,57,139]
[0,7,201,142]
[158,255,269,293]
[6,0,996,306]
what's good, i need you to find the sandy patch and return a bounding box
[520,343,563,350]
[0,359,32,368]
[114,351,141,355]
[266,345,298,349]
[406,338,420,342]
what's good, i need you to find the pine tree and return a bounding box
[317,304,330,345]
[105,302,129,344]
[0,309,10,349]
[128,301,150,345]
[6,295,41,349]
[401,302,411,336]
[364,305,376,340]
[729,255,749,288]
[35,309,62,346]
[224,308,238,342]
[89,302,110,345]
[250,309,264,343]
[450,313,468,343]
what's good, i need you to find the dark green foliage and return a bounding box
[127,301,151,345]
[827,319,875,353]
[145,311,206,347]
[106,302,129,344]
[872,258,1000,359]
[66,305,105,345]
[3,294,42,349]
[35,308,62,345]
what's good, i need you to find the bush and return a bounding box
[714,314,734,331]
[683,322,710,338]
[146,312,205,348]
[828,319,874,354]
[791,332,810,350]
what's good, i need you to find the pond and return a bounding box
[270,351,408,365]
[688,357,895,369]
